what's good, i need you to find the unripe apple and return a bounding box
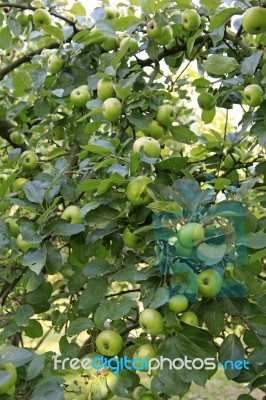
[145,120,164,139]
[242,7,266,35]
[180,311,199,326]
[61,205,82,224]
[33,9,52,28]
[96,330,123,357]
[102,98,122,122]
[197,269,223,297]
[197,92,216,111]
[0,363,17,395]
[105,7,119,19]
[19,151,38,172]
[102,37,117,51]
[182,9,201,31]
[178,223,204,248]
[119,37,139,56]
[70,86,90,107]
[13,177,27,191]
[242,84,264,107]
[6,218,19,238]
[97,78,113,101]
[139,308,164,336]
[16,234,38,253]
[17,13,29,27]
[156,26,173,46]
[133,344,156,369]
[10,131,24,145]
[168,294,188,313]
[174,239,194,257]
[147,19,163,39]
[48,54,64,74]
[122,227,143,248]
[133,137,161,158]
[126,176,152,205]
[156,104,176,126]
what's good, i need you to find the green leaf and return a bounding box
[42,25,64,41]
[107,370,139,398]
[241,51,262,76]
[156,157,188,172]
[78,179,101,193]
[12,71,32,95]
[150,287,169,308]
[79,277,108,312]
[22,246,47,275]
[24,319,43,338]
[247,315,266,336]
[113,16,140,31]
[170,126,197,144]
[127,112,153,130]
[219,334,245,379]
[83,259,116,278]
[209,8,243,31]
[197,243,227,265]
[70,2,87,16]
[46,219,85,236]
[15,304,35,327]
[203,55,239,76]
[24,181,45,204]
[0,173,17,199]
[0,26,12,50]
[203,300,225,336]
[0,345,33,367]
[201,107,216,124]
[238,233,266,249]
[66,318,94,336]
[26,281,53,305]
[26,354,46,381]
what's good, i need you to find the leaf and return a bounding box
[22,246,47,275]
[15,304,35,327]
[83,259,116,278]
[24,319,43,338]
[0,345,33,367]
[46,219,85,236]
[26,354,46,381]
[127,112,153,130]
[209,8,243,31]
[42,25,64,41]
[247,315,266,336]
[156,157,188,172]
[79,277,108,312]
[219,334,245,379]
[197,243,227,265]
[203,55,239,76]
[170,126,197,144]
[114,16,140,31]
[0,26,12,50]
[203,300,225,336]
[241,51,263,76]
[149,287,169,308]
[78,179,101,193]
[24,181,45,204]
[238,233,266,249]
[66,318,94,336]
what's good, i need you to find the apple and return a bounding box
[145,120,164,139]
[16,234,38,253]
[197,92,216,111]
[133,344,156,369]
[17,13,29,27]
[178,223,204,248]
[97,78,113,101]
[0,363,17,395]
[6,218,19,238]
[48,54,64,74]
[102,97,122,122]
[133,137,161,158]
[33,9,52,28]
[12,177,27,191]
[119,37,139,56]
[10,131,24,145]
[197,269,223,297]
[242,84,264,107]
[52,125,66,140]
[139,308,164,336]
[95,330,123,357]
[147,19,163,39]
[182,9,201,31]
[102,37,117,51]
[168,294,188,313]
[122,227,143,248]
[156,26,173,46]
[242,7,266,35]
[19,151,38,172]
[140,395,153,400]
[105,7,119,19]
[156,104,176,126]
[180,311,199,326]
[174,240,194,257]
[70,85,90,107]
[126,176,152,205]
[61,205,82,224]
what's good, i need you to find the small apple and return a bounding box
[102,97,122,122]
[6,218,19,238]
[119,37,139,56]
[19,151,38,172]
[180,311,199,326]
[139,308,164,336]
[133,137,161,158]
[242,84,264,107]
[17,13,29,27]
[140,395,153,400]
[156,26,173,46]
[0,363,17,395]
[48,54,64,74]
[10,131,24,145]
[197,269,223,297]
[242,7,266,35]
[61,205,82,224]
[70,85,90,107]
[197,92,216,111]
[97,78,113,101]
[16,234,38,253]
[12,177,27,191]
[156,104,176,126]
[147,19,163,39]
[126,176,152,206]
[133,344,156,369]
[122,227,143,248]
[52,125,66,140]
[105,7,119,19]
[102,37,117,51]
[33,9,52,28]
[168,294,188,313]
[178,223,204,248]
[174,240,194,257]
[96,330,123,357]
[146,120,164,139]
[182,9,201,31]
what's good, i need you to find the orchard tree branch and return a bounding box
[224,32,254,55]
[0,267,27,307]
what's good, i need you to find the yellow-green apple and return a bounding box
[178,223,204,248]
[33,9,52,28]
[48,54,64,74]
[97,78,113,101]
[156,26,173,46]
[0,363,17,395]
[70,85,90,107]
[180,311,199,326]
[19,151,38,172]
[61,205,82,224]
[197,92,216,110]
[126,176,152,205]
[147,19,163,39]
[133,344,156,369]
[242,84,264,107]
[145,120,164,139]
[182,9,201,31]
[96,330,123,357]
[197,269,223,297]
[168,294,188,313]
[122,227,143,248]
[139,308,164,335]
[119,37,139,56]
[10,131,24,145]
[174,239,194,257]
[242,7,266,35]
[102,97,122,122]
[156,104,176,126]
[16,234,38,253]
[133,137,161,158]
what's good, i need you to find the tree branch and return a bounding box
[0,267,27,307]
[224,32,254,55]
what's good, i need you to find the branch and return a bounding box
[0,267,27,307]
[0,119,27,151]
[224,32,254,55]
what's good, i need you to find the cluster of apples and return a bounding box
[0,362,17,396]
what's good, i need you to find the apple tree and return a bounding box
[0,0,265,399]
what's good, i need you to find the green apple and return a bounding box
[146,120,164,139]
[16,234,38,253]
[133,344,156,369]
[243,84,264,107]
[48,54,64,74]
[13,177,27,191]
[197,269,223,297]
[178,223,204,248]
[19,151,38,172]
[126,176,152,205]
[133,137,161,158]
[139,308,164,336]
[105,7,119,19]
[180,311,199,326]
[0,363,17,395]
[33,9,52,28]
[182,9,201,31]
[242,7,266,35]
[97,78,113,101]
[96,330,123,357]
[61,205,82,224]
[102,97,122,122]
[122,227,143,248]
[156,104,176,126]
[102,37,117,51]
[17,13,29,27]
[147,19,163,39]
[197,92,216,111]
[10,131,24,145]
[70,85,90,107]
[156,26,173,46]
[52,125,66,140]
[174,239,194,257]
[140,395,153,400]
[6,218,19,238]
[168,294,188,313]
[119,37,139,56]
